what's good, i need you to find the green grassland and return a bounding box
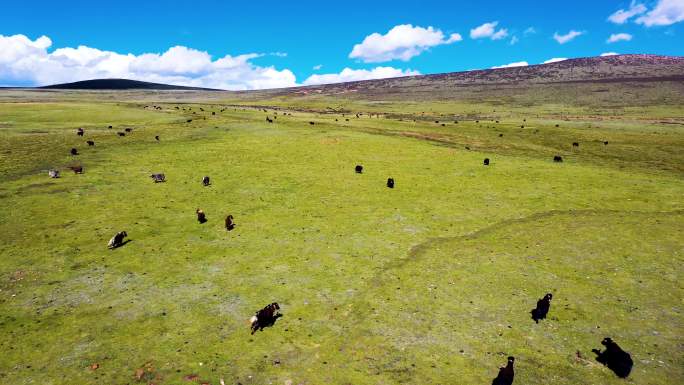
[0,87,682,385]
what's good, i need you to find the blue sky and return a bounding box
[1,0,682,89]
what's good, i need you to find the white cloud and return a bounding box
[0,34,297,90]
[608,1,647,24]
[470,21,508,40]
[600,52,620,56]
[313,64,322,70]
[553,30,584,44]
[607,33,633,43]
[636,0,684,26]
[349,24,462,63]
[510,36,519,45]
[491,61,529,69]
[543,57,568,64]
[303,67,420,86]
[524,27,537,35]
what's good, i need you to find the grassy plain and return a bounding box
[0,85,682,384]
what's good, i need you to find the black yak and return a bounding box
[387,178,394,188]
[87,140,95,146]
[484,158,490,166]
[225,215,235,231]
[124,128,133,132]
[150,173,166,183]
[592,338,633,378]
[309,121,315,125]
[531,293,552,323]
[69,166,83,174]
[70,148,79,155]
[155,135,160,141]
[355,165,363,174]
[77,128,84,136]
[108,231,128,249]
[196,209,207,224]
[250,302,281,334]
[202,176,210,186]
[572,142,579,147]
[553,155,563,162]
[117,132,126,137]
[604,141,608,145]
[491,356,514,385]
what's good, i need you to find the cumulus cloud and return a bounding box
[491,61,528,69]
[524,27,537,35]
[0,34,296,89]
[600,52,620,56]
[543,57,568,64]
[470,21,508,40]
[303,66,420,86]
[608,1,647,24]
[607,33,633,43]
[349,24,462,63]
[510,36,519,45]
[636,0,684,26]
[313,64,323,70]
[553,30,584,44]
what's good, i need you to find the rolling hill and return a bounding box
[40,78,221,91]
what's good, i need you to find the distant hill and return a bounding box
[247,54,684,98]
[40,78,221,91]
[28,55,684,96]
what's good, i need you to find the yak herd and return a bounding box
[47,109,632,383]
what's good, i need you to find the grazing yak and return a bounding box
[87,140,95,146]
[48,170,60,178]
[117,132,126,137]
[150,173,166,183]
[309,121,315,125]
[484,158,490,166]
[155,135,160,141]
[225,215,235,231]
[196,209,207,224]
[69,166,83,174]
[492,356,515,385]
[266,117,273,123]
[386,178,395,188]
[250,302,281,334]
[355,165,363,174]
[592,338,633,378]
[604,141,608,145]
[531,293,552,323]
[124,128,133,133]
[202,176,210,186]
[70,148,79,155]
[553,155,563,163]
[108,231,128,249]
[77,128,84,136]
[572,142,579,147]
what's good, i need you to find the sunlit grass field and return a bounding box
[0,91,682,384]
